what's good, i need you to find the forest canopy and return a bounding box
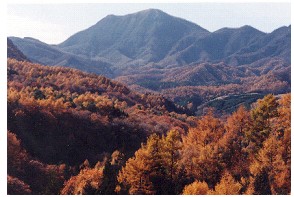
[7,59,290,195]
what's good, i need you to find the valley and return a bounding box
[7,8,291,195]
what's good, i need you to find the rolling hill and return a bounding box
[9,9,291,113]
[9,37,114,77]
[7,8,291,195]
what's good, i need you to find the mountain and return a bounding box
[7,38,30,62]
[58,9,209,66]
[225,25,291,65]
[10,9,290,70]
[164,25,266,65]
[7,9,291,195]
[8,9,291,113]
[9,37,114,77]
[10,9,291,69]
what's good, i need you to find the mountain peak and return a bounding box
[121,8,171,21]
[58,9,209,64]
[239,25,264,33]
[138,8,165,14]
[215,25,263,34]
[240,25,253,29]
[103,8,167,19]
[139,8,169,16]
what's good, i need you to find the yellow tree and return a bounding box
[161,129,184,194]
[209,171,242,195]
[116,134,161,194]
[250,134,289,194]
[182,180,209,195]
[276,94,290,163]
[117,130,184,195]
[161,129,182,182]
[271,94,290,194]
[181,109,225,187]
[61,162,104,195]
[220,105,251,179]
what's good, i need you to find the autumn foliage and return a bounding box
[7,59,290,194]
[61,162,104,195]
[116,94,290,195]
[182,181,209,195]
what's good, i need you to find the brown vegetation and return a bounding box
[7,59,290,194]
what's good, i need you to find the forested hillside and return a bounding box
[7,59,192,194]
[115,94,290,195]
[10,9,290,114]
[7,8,291,195]
[7,58,290,194]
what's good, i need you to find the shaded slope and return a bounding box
[58,9,209,65]
[8,59,189,165]
[7,38,30,62]
[225,25,291,65]
[10,9,290,72]
[165,25,266,64]
[9,37,114,77]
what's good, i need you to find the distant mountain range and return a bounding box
[10,9,290,71]
[8,9,291,113]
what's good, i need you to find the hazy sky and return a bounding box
[7,3,291,44]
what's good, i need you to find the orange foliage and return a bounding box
[61,162,104,195]
[7,58,291,195]
[117,130,184,194]
[181,110,225,187]
[7,175,32,195]
[209,171,242,195]
[182,180,209,195]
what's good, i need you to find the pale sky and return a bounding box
[7,3,291,44]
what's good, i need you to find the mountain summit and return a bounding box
[8,8,291,115]
[10,9,290,83]
[58,9,209,66]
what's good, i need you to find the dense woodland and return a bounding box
[7,59,290,195]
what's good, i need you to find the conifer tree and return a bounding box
[209,171,242,195]
[181,109,224,187]
[247,94,278,153]
[221,105,251,179]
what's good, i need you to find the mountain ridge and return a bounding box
[7,38,30,62]
[9,9,291,111]
[58,9,209,65]
[10,9,290,69]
